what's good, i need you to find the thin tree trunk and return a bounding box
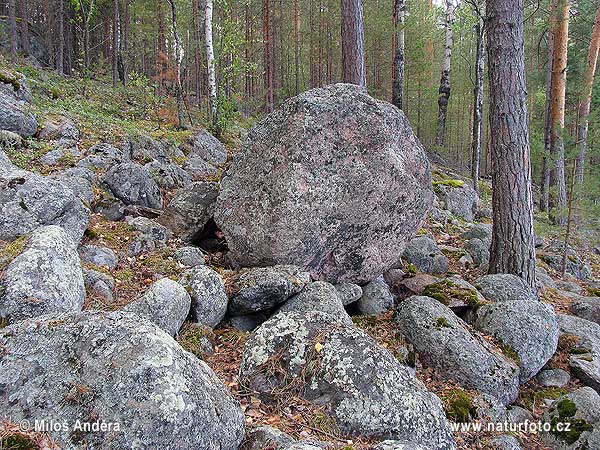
[166,0,188,129]
[8,0,18,61]
[576,4,600,185]
[263,0,274,111]
[548,0,569,225]
[193,0,203,107]
[112,0,119,87]
[340,0,366,87]
[471,13,484,194]
[486,0,537,288]
[121,0,130,84]
[205,0,218,130]
[157,0,166,94]
[294,0,301,95]
[392,0,405,109]
[18,0,29,55]
[244,1,252,112]
[435,0,455,147]
[57,0,64,73]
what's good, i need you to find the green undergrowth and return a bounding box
[0,236,29,272]
[443,388,477,423]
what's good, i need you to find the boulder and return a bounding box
[126,216,170,256]
[402,236,449,275]
[145,160,192,190]
[537,369,570,388]
[78,244,119,269]
[0,225,85,323]
[83,268,116,304]
[123,278,191,336]
[0,75,37,137]
[398,274,441,296]
[0,310,245,449]
[0,152,90,242]
[475,274,537,303]
[335,282,363,306]
[239,426,294,450]
[50,166,96,204]
[433,177,478,222]
[215,84,433,284]
[103,162,162,209]
[278,281,353,326]
[539,240,592,281]
[357,276,394,315]
[557,314,600,392]
[571,297,600,325]
[160,181,219,242]
[179,265,228,328]
[469,297,559,382]
[419,276,485,314]
[174,246,206,267]
[395,296,520,405]
[228,265,310,315]
[240,311,456,449]
[188,129,228,166]
[77,142,129,172]
[541,387,600,450]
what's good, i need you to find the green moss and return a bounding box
[0,317,9,328]
[433,179,465,188]
[0,69,22,91]
[570,347,591,355]
[406,263,418,276]
[518,387,568,410]
[0,236,29,272]
[140,248,183,279]
[423,279,483,307]
[499,342,522,365]
[444,388,477,423]
[177,322,215,359]
[588,288,600,297]
[550,398,593,444]
[0,434,37,450]
[436,317,451,328]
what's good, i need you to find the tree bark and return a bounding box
[121,0,130,85]
[8,0,18,61]
[471,13,484,195]
[57,0,65,73]
[575,3,600,185]
[540,0,555,212]
[205,0,218,129]
[165,0,188,129]
[294,0,301,95]
[486,0,537,288]
[392,0,405,109]
[18,0,29,55]
[548,0,569,225]
[340,0,366,87]
[263,0,274,111]
[193,0,203,107]
[435,0,455,147]
[112,0,119,87]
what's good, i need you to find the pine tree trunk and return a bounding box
[471,14,484,194]
[294,0,301,95]
[541,5,554,214]
[263,0,274,111]
[548,0,569,225]
[157,0,166,94]
[435,0,455,147]
[244,1,252,112]
[205,0,218,129]
[392,0,405,109]
[193,0,203,107]
[340,0,366,87]
[486,0,537,288]
[18,0,29,55]
[112,0,119,87]
[57,0,64,73]
[121,0,130,85]
[8,0,18,61]
[576,4,600,185]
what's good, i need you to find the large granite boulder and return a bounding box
[0,72,37,137]
[402,236,449,275]
[0,310,245,449]
[179,265,228,328]
[215,84,433,284]
[0,225,85,323]
[475,274,537,303]
[103,162,163,209]
[395,296,520,405]
[0,151,90,242]
[240,311,456,449]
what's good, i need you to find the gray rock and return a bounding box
[461,223,492,242]
[572,297,600,325]
[228,265,311,315]
[144,160,192,190]
[403,236,449,275]
[475,274,537,303]
[160,181,219,242]
[373,441,433,450]
[37,116,80,142]
[464,238,489,269]
[83,268,116,304]
[357,276,394,315]
[536,267,557,291]
[539,240,592,281]
[0,82,37,137]
[183,157,219,178]
[507,405,534,424]
[103,162,162,209]
[78,244,119,269]
[240,311,456,449]
[180,266,228,328]
[557,314,600,392]
[395,296,520,405]
[123,278,191,336]
[335,282,362,306]
[215,84,433,284]
[541,387,600,450]
[0,154,90,242]
[239,426,294,450]
[126,216,170,256]
[469,298,559,382]
[557,280,584,295]
[50,166,95,204]
[537,369,571,388]
[227,312,269,332]
[487,435,522,450]
[433,178,478,221]
[188,129,228,166]
[398,274,441,296]
[278,281,353,326]
[77,142,128,171]
[0,225,85,323]
[0,310,245,450]
[174,246,206,267]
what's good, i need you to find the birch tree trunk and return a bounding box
[435,0,455,147]
[205,0,218,129]
[340,0,366,87]
[575,4,600,185]
[166,0,188,129]
[486,0,537,288]
[392,0,405,109]
[548,0,569,226]
[471,13,484,195]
